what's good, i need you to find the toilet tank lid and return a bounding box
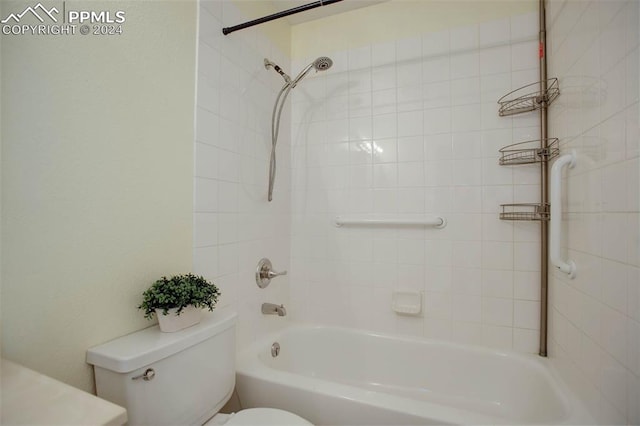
[86,309,237,373]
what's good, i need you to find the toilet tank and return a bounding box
[87,309,237,426]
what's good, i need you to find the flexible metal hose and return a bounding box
[268,82,293,202]
[266,57,332,201]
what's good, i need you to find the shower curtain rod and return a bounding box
[222,0,344,35]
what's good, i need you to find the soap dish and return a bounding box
[392,291,422,316]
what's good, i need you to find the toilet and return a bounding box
[86,309,311,426]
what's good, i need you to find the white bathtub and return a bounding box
[236,325,594,425]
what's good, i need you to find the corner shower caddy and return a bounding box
[496,16,560,358]
[497,78,559,117]
[497,78,559,222]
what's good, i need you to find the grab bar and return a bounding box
[334,216,446,228]
[550,151,576,279]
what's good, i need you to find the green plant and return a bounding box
[138,274,221,319]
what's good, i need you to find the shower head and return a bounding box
[313,56,333,71]
[290,56,334,87]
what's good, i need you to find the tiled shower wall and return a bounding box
[547,0,640,424]
[289,12,549,352]
[195,1,292,348]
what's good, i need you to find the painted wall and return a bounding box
[547,0,640,424]
[195,1,292,349]
[292,0,536,58]
[288,2,548,352]
[1,0,196,392]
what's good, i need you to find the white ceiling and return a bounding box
[269,0,388,25]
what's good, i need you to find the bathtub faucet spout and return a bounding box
[262,303,287,316]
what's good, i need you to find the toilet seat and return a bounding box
[224,408,312,425]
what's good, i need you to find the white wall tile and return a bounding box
[195,0,292,349]
[451,77,481,106]
[373,163,398,188]
[373,189,398,214]
[483,269,514,298]
[423,29,450,57]
[511,41,538,71]
[450,24,479,51]
[396,36,423,62]
[452,104,482,132]
[348,45,372,70]
[195,178,219,212]
[452,159,482,186]
[372,41,396,67]
[480,46,512,76]
[482,324,513,349]
[514,300,540,329]
[397,188,425,213]
[483,297,513,326]
[372,66,396,90]
[398,85,424,112]
[453,294,482,322]
[194,213,217,248]
[422,56,450,83]
[284,8,639,369]
[453,267,482,295]
[398,110,424,137]
[372,114,397,140]
[424,108,452,135]
[424,81,451,109]
[397,62,422,86]
[373,139,398,164]
[482,241,514,270]
[513,328,539,353]
[450,52,480,79]
[548,2,640,423]
[398,163,424,187]
[511,12,538,41]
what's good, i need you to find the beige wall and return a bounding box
[1,0,196,392]
[292,0,536,57]
[232,0,291,55]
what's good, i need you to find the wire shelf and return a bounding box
[499,138,560,165]
[498,78,560,116]
[500,203,550,221]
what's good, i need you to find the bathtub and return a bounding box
[236,325,594,425]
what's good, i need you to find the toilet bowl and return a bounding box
[87,309,311,426]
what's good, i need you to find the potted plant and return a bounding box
[138,273,221,332]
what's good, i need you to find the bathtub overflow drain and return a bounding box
[271,342,280,357]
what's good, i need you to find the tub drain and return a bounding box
[271,342,280,357]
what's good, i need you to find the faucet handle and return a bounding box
[256,258,287,288]
[267,269,287,279]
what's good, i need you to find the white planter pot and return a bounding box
[155,305,202,332]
